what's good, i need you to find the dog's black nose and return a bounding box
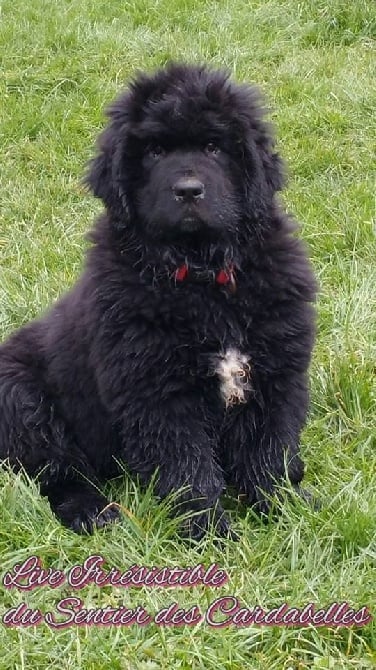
[173,178,205,201]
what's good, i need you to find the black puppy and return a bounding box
[0,64,316,539]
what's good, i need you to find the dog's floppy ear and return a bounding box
[85,108,130,223]
[242,127,286,223]
[262,149,285,193]
[236,84,286,220]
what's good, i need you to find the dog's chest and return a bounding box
[210,347,252,407]
[172,290,252,407]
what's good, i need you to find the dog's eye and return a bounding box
[148,145,165,159]
[205,142,220,155]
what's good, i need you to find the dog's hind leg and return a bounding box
[0,361,120,533]
[40,480,121,534]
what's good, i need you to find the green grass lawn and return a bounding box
[0,0,375,667]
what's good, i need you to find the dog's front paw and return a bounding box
[50,488,121,534]
[292,486,321,511]
[249,485,318,520]
[68,501,121,534]
[181,506,238,543]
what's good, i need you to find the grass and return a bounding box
[0,0,375,667]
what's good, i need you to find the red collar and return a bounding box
[174,263,236,290]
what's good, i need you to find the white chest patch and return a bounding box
[215,348,252,407]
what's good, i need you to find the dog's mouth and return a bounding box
[140,200,226,245]
[156,212,219,245]
[177,202,209,230]
[179,215,203,232]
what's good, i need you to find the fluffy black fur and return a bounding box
[0,64,317,539]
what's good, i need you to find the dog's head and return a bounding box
[86,63,284,247]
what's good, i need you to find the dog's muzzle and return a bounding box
[172,177,205,202]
